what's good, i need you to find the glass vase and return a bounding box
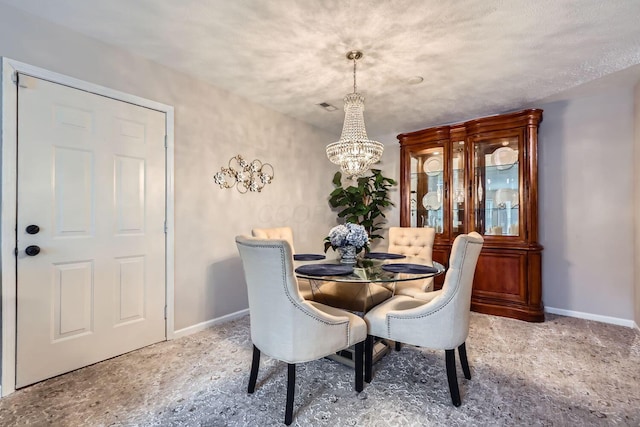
[338,245,357,264]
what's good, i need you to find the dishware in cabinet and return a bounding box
[470,131,523,240]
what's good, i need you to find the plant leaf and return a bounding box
[325,168,397,246]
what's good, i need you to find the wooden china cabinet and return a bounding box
[398,109,544,322]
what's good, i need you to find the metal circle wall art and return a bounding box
[213,155,274,194]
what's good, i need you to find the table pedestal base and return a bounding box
[327,339,392,368]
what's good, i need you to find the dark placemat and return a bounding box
[293,254,326,261]
[295,264,353,276]
[382,263,439,274]
[364,252,406,260]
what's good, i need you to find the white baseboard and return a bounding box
[545,306,636,328]
[172,308,249,339]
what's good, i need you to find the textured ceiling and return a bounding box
[3,0,640,141]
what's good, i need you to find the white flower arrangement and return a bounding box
[324,223,369,252]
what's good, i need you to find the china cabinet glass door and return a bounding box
[451,140,465,237]
[409,145,446,234]
[472,134,522,237]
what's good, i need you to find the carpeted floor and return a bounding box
[0,312,638,426]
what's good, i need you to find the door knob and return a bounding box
[26,225,40,235]
[25,245,40,256]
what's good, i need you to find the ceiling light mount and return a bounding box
[326,50,384,179]
[346,50,363,61]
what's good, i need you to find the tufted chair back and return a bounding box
[251,227,295,251]
[387,227,436,295]
[387,226,436,259]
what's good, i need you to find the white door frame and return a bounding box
[0,58,176,396]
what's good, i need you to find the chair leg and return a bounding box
[285,363,296,425]
[458,342,471,380]
[248,345,260,394]
[364,335,374,383]
[395,341,402,351]
[354,341,364,392]
[445,349,461,407]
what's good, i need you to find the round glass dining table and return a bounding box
[294,254,445,313]
[295,255,445,285]
[294,253,445,367]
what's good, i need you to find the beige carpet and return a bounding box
[0,312,638,426]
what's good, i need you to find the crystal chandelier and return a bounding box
[326,51,384,179]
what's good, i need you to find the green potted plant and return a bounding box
[325,169,397,250]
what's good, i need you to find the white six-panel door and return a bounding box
[16,75,166,388]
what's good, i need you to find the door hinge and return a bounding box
[13,73,28,88]
[14,247,18,257]
[164,220,168,234]
[164,135,167,148]
[164,305,168,319]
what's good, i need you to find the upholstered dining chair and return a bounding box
[235,236,367,425]
[387,226,437,297]
[363,232,484,406]
[251,226,314,300]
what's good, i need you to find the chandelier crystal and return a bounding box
[326,51,384,179]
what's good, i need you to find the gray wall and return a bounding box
[538,89,635,321]
[0,4,340,330]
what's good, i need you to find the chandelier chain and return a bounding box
[352,56,357,94]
